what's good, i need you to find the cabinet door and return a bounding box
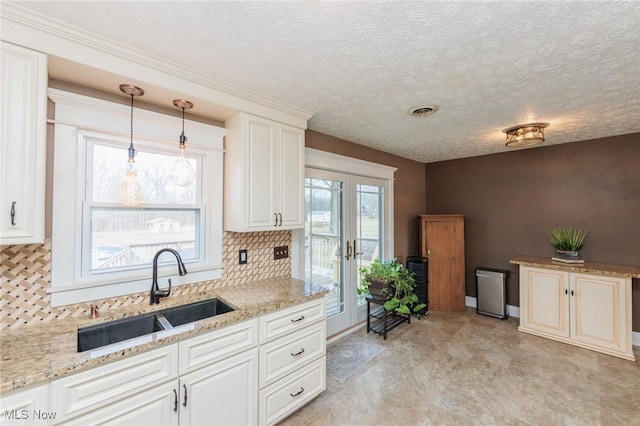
[277,124,304,229]
[424,218,465,311]
[0,384,49,426]
[246,115,277,229]
[56,381,178,426]
[180,348,258,426]
[570,273,630,354]
[520,267,570,338]
[0,42,47,245]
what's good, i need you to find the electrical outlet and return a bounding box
[239,249,247,264]
[273,245,289,260]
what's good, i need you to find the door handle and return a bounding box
[278,212,283,226]
[173,389,178,412]
[345,240,352,260]
[10,201,16,226]
[353,239,363,258]
[182,384,188,407]
[274,213,278,227]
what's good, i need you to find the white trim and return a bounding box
[326,322,367,345]
[49,89,225,306]
[48,89,226,149]
[465,296,520,318]
[305,148,397,180]
[2,3,312,128]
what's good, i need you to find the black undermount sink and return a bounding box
[77,298,235,353]
[161,298,234,327]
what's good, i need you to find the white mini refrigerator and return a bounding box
[475,268,509,319]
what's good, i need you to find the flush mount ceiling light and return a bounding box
[170,99,196,187]
[116,84,146,205]
[409,105,439,117]
[503,122,550,147]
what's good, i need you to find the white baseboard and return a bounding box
[465,296,639,348]
[465,296,520,318]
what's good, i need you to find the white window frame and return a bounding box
[48,89,226,306]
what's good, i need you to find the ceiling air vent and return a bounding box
[409,105,439,117]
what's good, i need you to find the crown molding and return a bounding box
[1,3,313,126]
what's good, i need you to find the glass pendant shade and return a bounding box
[171,99,196,187]
[117,84,145,205]
[117,158,145,205]
[170,143,196,187]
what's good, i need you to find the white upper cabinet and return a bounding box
[224,112,304,232]
[0,42,47,245]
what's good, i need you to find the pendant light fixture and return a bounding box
[116,84,146,205]
[170,99,196,186]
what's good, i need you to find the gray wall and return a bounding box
[424,133,640,330]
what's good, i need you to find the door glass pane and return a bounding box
[305,178,344,317]
[356,184,384,306]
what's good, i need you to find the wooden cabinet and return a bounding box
[419,215,465,311]
[224,112,305,232]
[0,42,47,245]
[519,265,634,361]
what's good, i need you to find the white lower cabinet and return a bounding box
[7,301,326,426]
[56,381,178,426]
[180,348,258,426]
[259,357,326,426]
[50,321,258,426]
[258,298,327,426]
[519,266,634,361]
[0,384,50,426]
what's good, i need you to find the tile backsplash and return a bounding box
[0,231,291,329]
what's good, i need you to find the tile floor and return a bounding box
[281,309,640,426]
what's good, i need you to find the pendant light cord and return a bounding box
[128,93,136,159]
[180,107,186,147]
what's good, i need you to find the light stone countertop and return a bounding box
[0,277,327,394]
[510,256,640,278]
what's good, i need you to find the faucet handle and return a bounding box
[157,278,172,298]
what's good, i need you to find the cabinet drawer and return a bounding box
[259,299,325,344]
[259,321,325,388]
[179,319,257,374]
[51,345,178,421]
[259,357,326,426]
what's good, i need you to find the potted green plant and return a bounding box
[357,259,426,315]
[548,227,587,259]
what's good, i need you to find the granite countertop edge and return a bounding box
[510,255,640,279]
[0,276,327,394]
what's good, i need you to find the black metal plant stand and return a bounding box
[366,297,410,340]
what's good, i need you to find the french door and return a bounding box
[302,168,389,337]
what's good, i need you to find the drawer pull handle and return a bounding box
[290,387,304,397]
[173,389,178,412]
[290,348,305,357]
[183,384,188,407]
[290,315,305,323]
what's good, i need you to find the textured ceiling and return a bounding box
[11,1,640,163]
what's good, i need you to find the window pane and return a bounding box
[89,208,199,271]
[92,143,198,204]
